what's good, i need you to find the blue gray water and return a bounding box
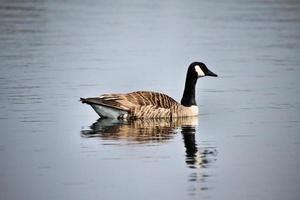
[0,0,300,199]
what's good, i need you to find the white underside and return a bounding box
[90,104,198,119]
[90,104,127,118]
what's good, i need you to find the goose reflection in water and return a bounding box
[81,117,217,169]
[182,126,217,169]
[81,117,184,143]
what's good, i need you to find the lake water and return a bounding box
[0,0,300,199]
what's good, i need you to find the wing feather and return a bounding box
[82,91,178,114]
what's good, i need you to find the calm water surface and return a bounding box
[0,0,300,199]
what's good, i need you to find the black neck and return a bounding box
[181,74,197,107]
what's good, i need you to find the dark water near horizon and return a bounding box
[0,0,300,199]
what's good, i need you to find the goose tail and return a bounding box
[80,97,88,104]
[80,97,128,119]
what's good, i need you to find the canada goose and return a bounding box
[80,62,217,119]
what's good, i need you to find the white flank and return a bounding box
[90,104,127,118]
[195,65,205,77]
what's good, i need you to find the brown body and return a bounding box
[80,91,198,119]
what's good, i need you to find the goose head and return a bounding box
[188,62,218,78]
[181,62,217,107]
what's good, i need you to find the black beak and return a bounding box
[206,69,218,77]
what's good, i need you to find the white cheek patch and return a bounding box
[195,65,205,77]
